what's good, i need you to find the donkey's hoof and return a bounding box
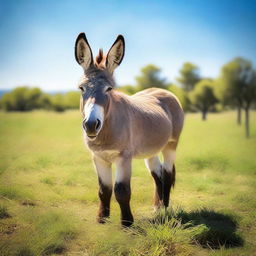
[97,216,110,224]
[153,202,165,212]
[121,219,134,228]
[153,205,161,213]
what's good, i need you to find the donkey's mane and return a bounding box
[84,66,116,87]
[95,49,106,69]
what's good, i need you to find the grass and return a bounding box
[0,209,78,256]
[151,208,244,249]
[0,205,10,219]
[0,110,256,255]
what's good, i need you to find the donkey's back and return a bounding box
[131,87,184,144]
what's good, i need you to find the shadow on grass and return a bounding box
[150,208,244,249]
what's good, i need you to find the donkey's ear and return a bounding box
[75,33,94,71]
[106,35,125,74]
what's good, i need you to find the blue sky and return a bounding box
[0,0,255,91]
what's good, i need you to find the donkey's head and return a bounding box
[75,33,125,140]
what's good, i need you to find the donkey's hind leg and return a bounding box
[161,142,177,208]
[145,156,163,210]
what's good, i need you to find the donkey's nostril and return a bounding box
[83,118,101,135]
[95,119,101,131]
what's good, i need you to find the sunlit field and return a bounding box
[0,111,255,256]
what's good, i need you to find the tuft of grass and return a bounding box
[35,155,52,169]
[40,176,56,185]
[152,208,244,249]
[0,204,10,219]
[0,186,35,202]
[16,247,34,256]
[89,216,201,256]
[64,178,77,186]
[130,217,204,256]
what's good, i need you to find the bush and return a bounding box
[0,87,50,111]
[0,87,82,112]
[63,91,80,109]
[117,85,138,95]
[48,93,66,112]
[168,84,189,111]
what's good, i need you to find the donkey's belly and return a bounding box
[133,148,163,159]
[132,132,172,159]
[133,144,166,159]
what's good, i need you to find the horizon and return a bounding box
[0,0,256,91]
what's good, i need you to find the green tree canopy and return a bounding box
[49,93,66,112]
[177,62,200,92]
[167,84,188,111]
[217,58,251,106]
[0,86,46,111]
[0,87,81,112]
[217,57,256,137]
[135,64,166,90]
[63,91,80,109]
[117,85,138,95]
[189,79,218,120]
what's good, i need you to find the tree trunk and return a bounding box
[237,106,242,125]
[245,107,250,138]
[202,111,207,121]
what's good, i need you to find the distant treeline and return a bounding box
[118,57,256,137]
[0,87,80,112]
[1,57,255,136]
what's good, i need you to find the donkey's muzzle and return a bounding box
[83,118,101,137]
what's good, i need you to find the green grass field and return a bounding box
[0,110,256,256]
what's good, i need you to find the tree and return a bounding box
[63,91,80,109]
[189,79,218,120]
[167,84,188,111]
[218,58,256,137]
[135,64,166,90]
[177,62,200,92]
[243,69,256,138]
[0,86,45,111]
[0,87,80,112]
[49,93,65,112]
[117,85,138,95]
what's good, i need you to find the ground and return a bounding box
[0,110,255,256]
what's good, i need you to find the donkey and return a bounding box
[74,33,184,227]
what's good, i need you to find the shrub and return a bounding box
[0,87,47,111]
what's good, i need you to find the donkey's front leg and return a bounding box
[93,155,112,224]
[115,156,134,227]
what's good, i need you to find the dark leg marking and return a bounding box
[114,182,134,227]
[151,164,176,209]
[151,171,163,209]
[98,178,112,224]
[162,164,176,208]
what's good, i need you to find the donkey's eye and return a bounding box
[79,86,85,92]
[106,87,113,92]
